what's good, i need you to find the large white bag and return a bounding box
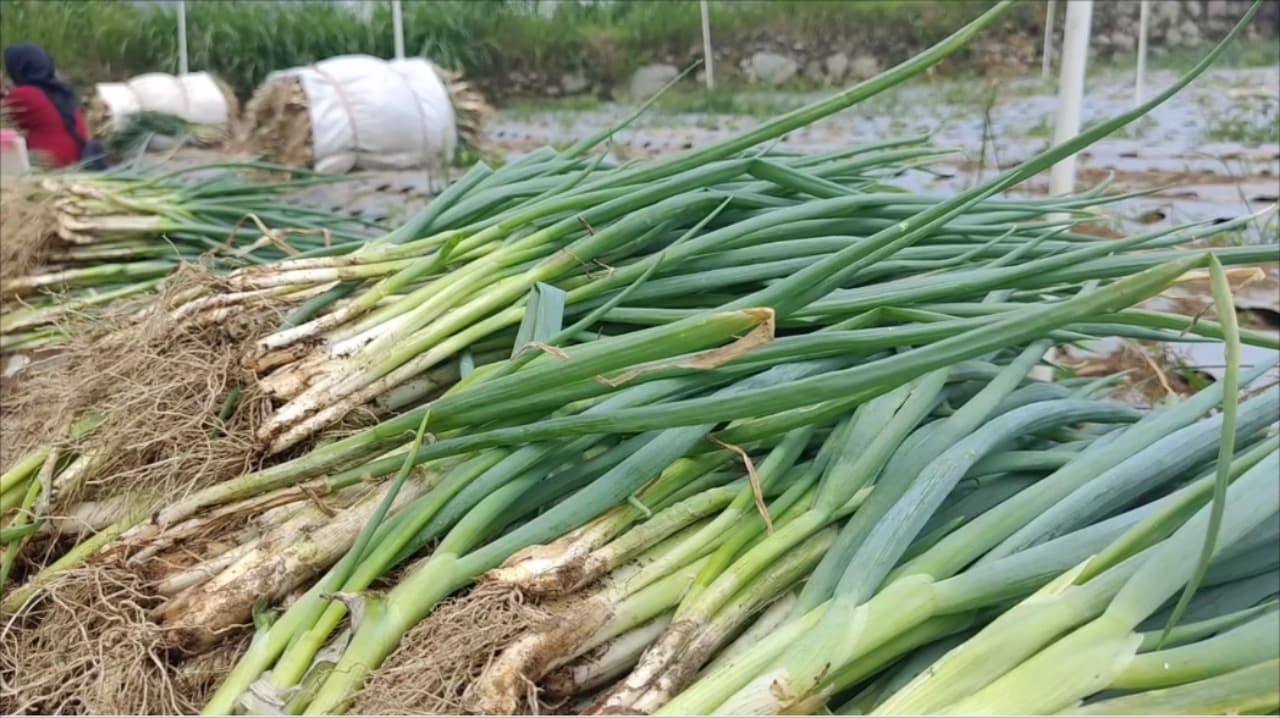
[92,71,235,132]
[265,54,458,174]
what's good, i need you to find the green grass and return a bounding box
[1025,113,1054,138]
[502,87,811,123]
[0,0,1019,100]
[502,96,607,121]
[1133,37,1280,75]
[2,0,1273,106]
[1203,95,1280,145]
[0,0,385,95]
[650,88,810,117]
[932,77,998,106]
[1078,114,1162,142]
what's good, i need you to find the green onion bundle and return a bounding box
[0,164,380,355]
[0,164,385,600]
[1,2,1277,715]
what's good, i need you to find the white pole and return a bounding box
[176,0,189,74]
[1049,0,1092,197]
[700,0,715,90]
[1135,0,1150,105]
[1042,0,1056,80]
[392,0,405,60]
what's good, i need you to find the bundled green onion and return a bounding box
[0,163,381,355]
[0,2,1276,716]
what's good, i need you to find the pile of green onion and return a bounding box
[0,164,381,355]
[0,2,1276,716]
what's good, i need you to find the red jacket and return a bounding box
[3,85,88,168]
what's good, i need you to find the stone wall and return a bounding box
[504,0,1277,100]
[1083,0,1277,55]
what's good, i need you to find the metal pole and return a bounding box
[1135,0,1150,105]
[176,0,189,74]
[1050,0,1092,197]
[392,0,405,60]
[700,0,715,90]
[1041,0,1056,80]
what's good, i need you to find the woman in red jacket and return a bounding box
[2,43,95,169]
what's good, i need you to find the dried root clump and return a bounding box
[0,562,222,715]
[0,179,61,284]
[242,76,314,168]
[351,583,553,715]
[170,631,251,710]
[213,76,242,133]
[85,94,115,140]
[435,64,495,155]
[0,265,284,525]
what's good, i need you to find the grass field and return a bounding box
[1,1,1274,107]
[0,0,1050,97]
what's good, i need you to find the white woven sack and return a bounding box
[93,71,232,131]
[94,82,143,130]
[272,54,457,174]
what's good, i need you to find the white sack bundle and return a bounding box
[243,55,491,174]
[88,71,239,138]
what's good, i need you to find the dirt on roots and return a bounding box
[352,583,554,715]
[0,266,284,549]
[436,64,495,155]
[0,562,248,715]
[0,179,61,284]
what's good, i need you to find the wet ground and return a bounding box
[492,65,1280,243]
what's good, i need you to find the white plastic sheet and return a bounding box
[267,54,458,174]
[93,71,233,131]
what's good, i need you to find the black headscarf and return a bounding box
[4,43,84,147]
